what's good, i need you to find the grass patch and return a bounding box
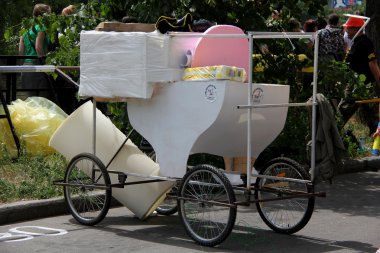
[0,152,66,204]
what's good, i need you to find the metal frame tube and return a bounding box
[240,31,319,184]
[238,102,313,109]
[310,33,319,182]
[246,33,254,190]
[92,100,97,156]
[0,65,56,73]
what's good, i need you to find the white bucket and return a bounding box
[49,101,174,220]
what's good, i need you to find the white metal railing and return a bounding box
[242,32,319,186]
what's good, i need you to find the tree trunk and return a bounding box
[366,0,380,64]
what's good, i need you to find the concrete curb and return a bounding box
[0,197,122,225]
[0,197,68,225]
[342,156,380,173]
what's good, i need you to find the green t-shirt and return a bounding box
[22,25,50,64]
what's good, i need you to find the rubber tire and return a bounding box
[254,157,315,234]
[156,186,178,215]
[178,164,236,247]
[64,153,111,226]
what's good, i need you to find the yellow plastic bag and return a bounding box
[0,117,18,158]
[0,97,68,156]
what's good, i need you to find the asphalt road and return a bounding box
[1,171,379,253]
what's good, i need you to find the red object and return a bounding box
[343,17,365,28]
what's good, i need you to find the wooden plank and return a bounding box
[224,157,256,173]
[93,96,129,102]
[95,22,156,32]
[355,97,380,104]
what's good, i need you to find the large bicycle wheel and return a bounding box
[178,165,236,247]
[254,157,315,234]
[64,153,111,226]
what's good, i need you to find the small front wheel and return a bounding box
[64,153,111,226]
[156,186,178,215]
[254,157,315,234]
[178,165,236,247]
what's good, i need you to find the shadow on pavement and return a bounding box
[315,171,380,217]
[64,206,378,253]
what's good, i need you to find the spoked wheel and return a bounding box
[178,164,236,247]
[64,153,111,226]
[254,157,315,234]
[156,186,178,215]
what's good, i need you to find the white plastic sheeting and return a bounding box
[79,30,199,99]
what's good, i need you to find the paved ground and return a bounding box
[0,171,379,253]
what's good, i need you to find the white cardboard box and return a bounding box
[79,30,199,99]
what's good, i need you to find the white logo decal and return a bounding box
[252,88,264,104]
[205,84,217,102]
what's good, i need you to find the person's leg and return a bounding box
[357,104,378,134]
[337,99,358,129]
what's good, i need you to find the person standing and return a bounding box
[340,16,380,134]
[18,4,52,98]
[343,30,352,54]
[303,19,318,49]
[318,13,344,61]
[343,11,364,54]
[19,4,52,63]
[344,16,380,94]
[286,18,305,54]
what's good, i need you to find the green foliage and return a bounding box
[0,0,31,54]
[252,46,312,100]
[45,12,99,67]
[3,0,329,66]
[107,102,129,132]
[18,3,104,66]
[123,0,328,31]
[257,56,371,162]
[106,102,147,144]
[318,59,370,101]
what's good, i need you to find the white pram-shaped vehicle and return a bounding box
[50,26,325,247]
